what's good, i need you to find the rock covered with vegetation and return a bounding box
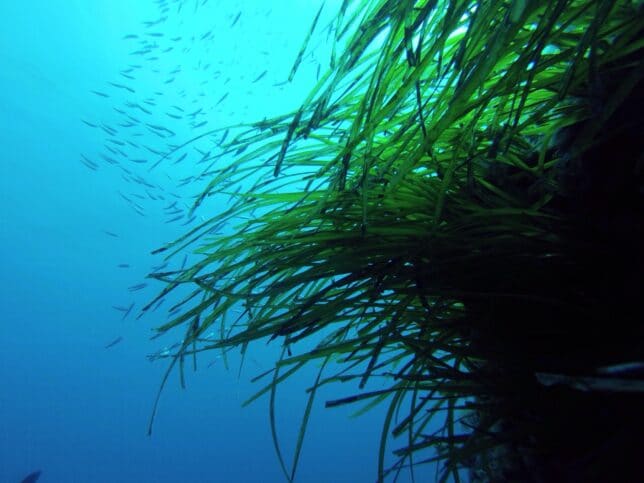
[145,1,644,481]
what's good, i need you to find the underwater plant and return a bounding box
[145,1,644,481]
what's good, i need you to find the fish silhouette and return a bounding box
[105,336,124,349]
[21,470,41,483]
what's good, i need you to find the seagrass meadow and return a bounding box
[144,1,644,481]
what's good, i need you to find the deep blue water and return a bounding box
[0,1,439,482]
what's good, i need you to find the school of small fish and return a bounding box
[89,0,328,351]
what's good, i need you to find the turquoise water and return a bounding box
[0,1,440,482]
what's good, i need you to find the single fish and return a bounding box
[108,81,135,93]
[80,155,98,170]
[104,336,123,349]
[146,123,175,136]
[151,261,169,271]
[128,283,148,291]
[165,214,184,223]
[123,302,134,320]
[130,48,152,56]
[182,215,196,226]
[151,297,165,312]
[252,70,267,83]
[21,471,42,483]
[231,11,241,27]
[216,92,228,105]
[100,123,117,135]
[173,152,188,164]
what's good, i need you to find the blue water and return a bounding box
[0,1,439,481]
